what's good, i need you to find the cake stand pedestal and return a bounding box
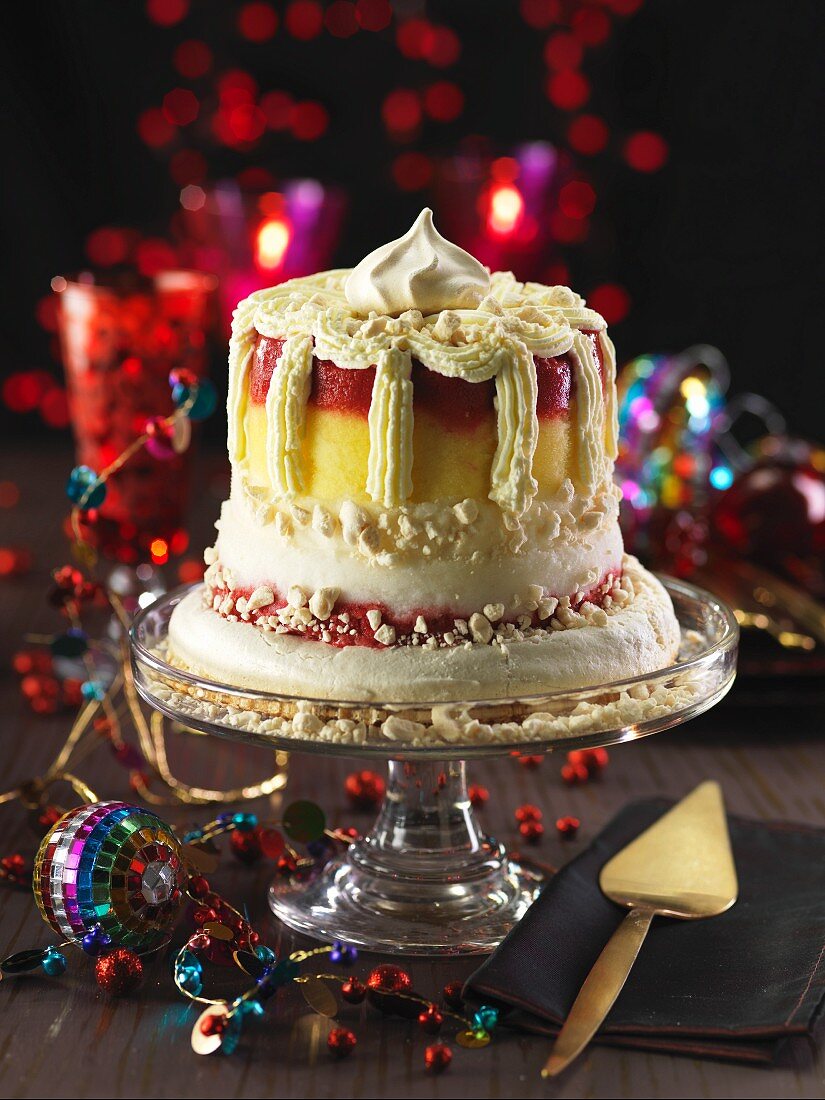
[131,577,737,956]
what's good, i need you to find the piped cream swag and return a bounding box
[227,212,610,514]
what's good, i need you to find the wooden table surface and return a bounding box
[1,443,824,1100]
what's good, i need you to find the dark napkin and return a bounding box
[466,798,825,1063]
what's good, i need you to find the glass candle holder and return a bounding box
[54,270,216,565]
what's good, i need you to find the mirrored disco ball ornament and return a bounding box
[33,802,187,951]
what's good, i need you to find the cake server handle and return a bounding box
[541,906,655,1078]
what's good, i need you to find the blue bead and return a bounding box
[181,829,203,844]
[237,999,264,1018]
[81,680,106,702]
[232,812,258,832]
[472,1005,500,1032]
[176,965,203,995]
[172,379,217,422]
[66,466,106,510]
[254,946,276,965]
[216,812,234,824]
[330,940,357,965]
[41,949,67,976]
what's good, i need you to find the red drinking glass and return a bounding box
[54,270,216,565]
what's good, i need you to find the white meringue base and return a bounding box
[168,555,679,703]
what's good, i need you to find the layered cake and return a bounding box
[169,209,679,702]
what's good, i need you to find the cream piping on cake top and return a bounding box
[226,211,613,514]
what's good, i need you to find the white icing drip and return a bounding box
[599,330,619,461]
[263,334,313,498]
[569,331,606,492]
[366,348,414,507]
[489,341,539,515]
[345,208,490,316]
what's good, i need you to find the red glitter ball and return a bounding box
[556,815,580,838]
[515,803,542,823]
[468,783,489,808]
[345,769,386,810]
[519,820,544,844]
[230,829,262,865]
[567,114,609,155]
[367,964,415,1016]
[285,0,323,39]
[418,1004,444,1034]
[95,949,143,995]
[546,70,590,110]
[424,1042,453,1073]
[238,2,279,41]
[623,131,669,172]
[327,1026,357,1058]
[341,977,367,1004]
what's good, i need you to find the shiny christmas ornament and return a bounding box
[144,416,178,461]
[367,963,415,1016]
[472,1005,500,1032]
[230,828,262,865]
[344,769,386,810]
[34,801,186,951]
[556,815,580,839]
[341,976,367,1004]
[172,376,217,421]
[95,947,143,994]
[66,465,106,510]
[41,947,68,976]
[327,1026,357,1058]
[442,979,464,1010]
[424,1042,453,1073]
[418,1004,444,1034]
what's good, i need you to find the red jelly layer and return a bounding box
[208,567,622,650]
[249,330,604,425]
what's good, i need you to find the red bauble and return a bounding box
[424,1042,453,1073]
[95,948,143,994]
[230,828,262,865]
[327,1026,357,1058]
[418,1004,444,1034]
[144,416,177,460]
[514,803,542,823]
[468,783,489,808]
[366,963,415,1016]
[518,754,543,769]
[344,769,386,810]
[561,761,589,785]
[341,977,367,1004]
[442,980,464,1010]
[714,450,825,578]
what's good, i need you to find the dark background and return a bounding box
[1,0,823,440]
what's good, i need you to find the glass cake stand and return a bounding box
[130,578,737,956]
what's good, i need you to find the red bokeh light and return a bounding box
[546,70,590,110]
[423,81,464,122]
[607,0,644,15]
[35,295,59,333]
[549,210,589,244]
[588,283,631,323]
[558,179,596,219]
[0,482,20,508]
[3,371,56,414]
[427,26,461,67]
[567,113,609,155]
[491,157,520,182]
[256,217,292,269]
[173,40,212,79]
[85,227,130,266]
[146,0,189,27]
[238,2,279,41]
[382,89,422,136]
[135,239,178,277]
[150,538,170,565]
[487,183,525,237]
[356,0,392,32]
[571,7,611,45]
[163,88,199,126]
[40,388,70,429]
[289,101,329,140]
[623,131,669,171]
[520,0,561,29]
[170,148,207,184]
[544,33,583,70]
[178,558,206,583]
[392,152,433,191]
[225,103,267,145]
[137,108,176,147]
[261,90,293,130]
[325,1,359,38]
[396,18,433,60]
[285,0,323,39]
[218,69,258,106]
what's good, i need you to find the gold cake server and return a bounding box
[542,780,738,1077]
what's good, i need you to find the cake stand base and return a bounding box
[269,758,542,955]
